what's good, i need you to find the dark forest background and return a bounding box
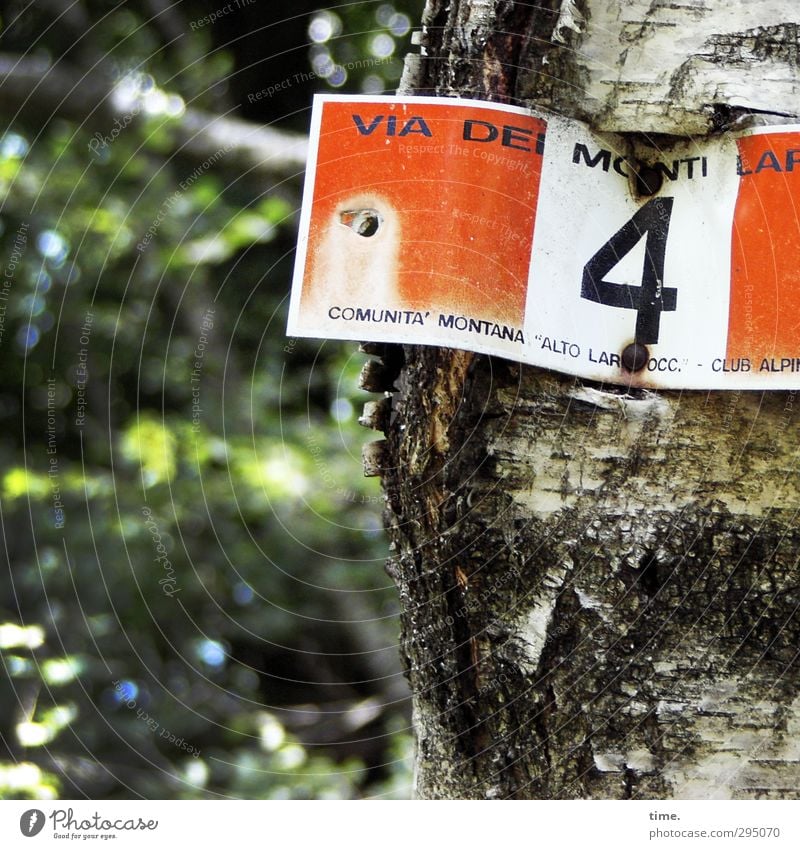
[0,0,423,799]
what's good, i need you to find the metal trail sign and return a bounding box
[288,94,800,389]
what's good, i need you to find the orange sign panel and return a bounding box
[728,132,800,366]
[292,96,544,349]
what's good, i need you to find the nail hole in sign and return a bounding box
[340,208,382,237]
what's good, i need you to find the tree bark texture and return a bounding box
[365,0,800,799]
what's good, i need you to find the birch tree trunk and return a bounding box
[362,0,800,799]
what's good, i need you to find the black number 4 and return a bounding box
[581,197,677,345]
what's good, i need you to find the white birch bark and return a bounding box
[363,0,800,799]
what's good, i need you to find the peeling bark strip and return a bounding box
[375,0,800,799]
[516,0,800,134]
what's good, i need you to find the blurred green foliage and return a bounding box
[0,0,422,799]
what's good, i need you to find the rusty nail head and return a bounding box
[621,342,649,372]
[635,163,663,197]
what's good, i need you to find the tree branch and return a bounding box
[0,54,308,177]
